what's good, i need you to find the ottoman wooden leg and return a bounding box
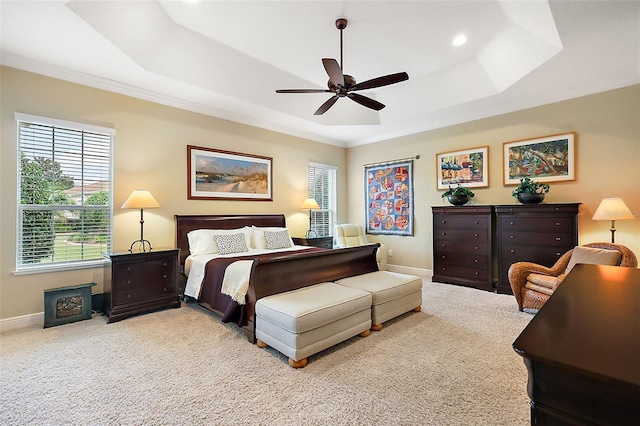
[256,339,268,348]
[371,324,383,331]
[413,306,422,312]
[288,357,308,368]
[359,329,371,337]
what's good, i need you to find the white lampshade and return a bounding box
[300,198,320,210]
[592,198,634,221]
[121,190,161,210]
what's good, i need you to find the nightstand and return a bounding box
[292,236,334,249]
[102,248,181,323]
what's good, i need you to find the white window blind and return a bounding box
[308,163,337,237]
[16,113,114,272]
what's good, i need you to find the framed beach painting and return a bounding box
[364,159,414,236]
[436,146,489,190]
[187,145,272,200]
[503,132,576,185]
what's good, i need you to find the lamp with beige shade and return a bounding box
[121,190,161,252]
[592,197,635,243]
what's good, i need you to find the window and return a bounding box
[308,163,337,237]
[16,113,114,273]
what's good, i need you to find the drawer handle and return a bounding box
[474,233,478,237]
[474,259,479,263]
[126,267,131,272]
[441,220,446,224]
[474,221,479,224]
[475,272,479,275]
[510,221,514,225]
[510,249,515,253]
[510,235,514,239]
[126,294,130,299]
[163,287,167,292]
[556,237,561,241]
[163,274,167,279]
[474,246,479,250]
[555,222,561,226]
[163,262,167,267]
[556,252,562,256]
[441,267,446,271]
[126,280,131,285]
[441,243,446,248]
[441,232,446,236]
[441,255,446,259]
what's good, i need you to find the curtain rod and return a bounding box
[363,155,420,167]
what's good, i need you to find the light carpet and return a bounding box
[0,280,533,425]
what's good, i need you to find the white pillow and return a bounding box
[564,246,622,274]
[213,233,249,255]
[251,226,294,249]
[187,227,252,255]
[264,230,293,250]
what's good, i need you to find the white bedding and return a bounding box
[184,246,313,302]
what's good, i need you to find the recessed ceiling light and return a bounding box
[452,34,467,47]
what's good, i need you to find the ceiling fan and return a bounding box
[276,18,409,115]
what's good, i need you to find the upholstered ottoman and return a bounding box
[335,271,422,331]
[255,282,372,368]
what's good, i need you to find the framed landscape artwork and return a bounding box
[436,146,489,190]
[503,132,576,185]
[187,145,272,200]
[364,159,414,236]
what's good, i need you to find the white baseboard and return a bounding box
[0,312,44,333]
[387,264,431,277]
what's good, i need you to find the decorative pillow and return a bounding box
[213,233,249,255]
[187,227,251,255]
[565,246,622,274]
[251,226,294,249]
[526,273,560,289]
[524,282,555,296]
[264,230,293,250]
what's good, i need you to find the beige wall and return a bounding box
[347,85,640,270]
[0,66,346,319]
[2,66,639,321]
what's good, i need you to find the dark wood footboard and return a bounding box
[242,244,379,342]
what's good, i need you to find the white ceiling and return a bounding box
[1,0,638,148]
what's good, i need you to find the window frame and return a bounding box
[308,162,337,238]
[14,113,115,274]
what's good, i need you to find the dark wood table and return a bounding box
[513,264,640,425]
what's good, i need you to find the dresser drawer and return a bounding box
[433,265,490,281]
[433,214,489,230]
[499,216,574,232]
[435,240,489,255]
[500,244,570,262]
[436,252,489,268]
[434,228,489,242]
[500,230,575,246]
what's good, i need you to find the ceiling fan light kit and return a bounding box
[276,18,409,115]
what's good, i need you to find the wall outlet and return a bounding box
[388,249,393,257]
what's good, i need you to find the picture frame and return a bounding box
[364,159,414,236]
[436,146,489,190]
[503,132,576,185]
[187,145,272,200]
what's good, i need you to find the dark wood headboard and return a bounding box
[174,214,286,265]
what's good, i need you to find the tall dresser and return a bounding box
[432,206,494,292]
[495,203,579,294]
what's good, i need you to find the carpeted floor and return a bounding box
[0,279,533,425]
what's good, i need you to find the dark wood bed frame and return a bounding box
[175,214,379,342]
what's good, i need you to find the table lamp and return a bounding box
[592,197,634,243]
[300,197,320,238]
[121,190,161,252]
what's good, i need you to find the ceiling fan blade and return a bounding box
[322,58,344,87]
[350,72,409,91]
[314,96,339,115]
[347,93,385,111]
[276,89,332,93]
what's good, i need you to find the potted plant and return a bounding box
[511,177,550,204]
[442,184,475,205]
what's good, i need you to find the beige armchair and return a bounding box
[335,223,387,271]
[508,242,637,311]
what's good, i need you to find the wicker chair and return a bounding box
[508,242,638,311]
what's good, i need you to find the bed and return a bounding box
[175,214,380,343]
